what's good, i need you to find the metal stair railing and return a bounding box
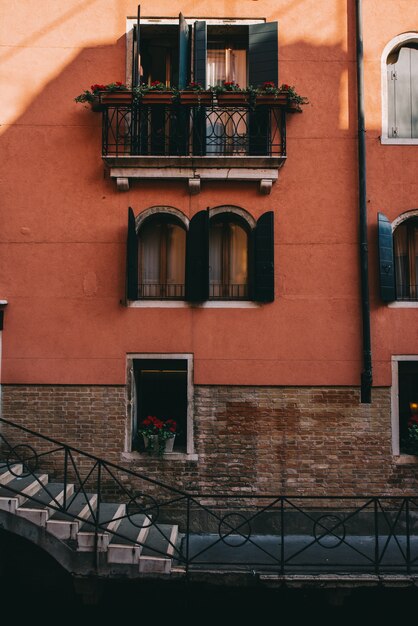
[1,416,418,577]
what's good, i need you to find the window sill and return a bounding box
[127,300,261,308]
[121,451,198,462]
[380,137,418,145]
[393,454,418,466]
[387,301,418,308]
[103,155,285,195]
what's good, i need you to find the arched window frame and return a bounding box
[208,208,253,301]
[381,32,418,145]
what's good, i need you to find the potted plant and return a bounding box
[137,416,178,455]
[279,83,309,112]
[254,81,288,106]
[212,81,250,106]
[134,80,176,105]
[179,82,213,106]
[74,82,130,111]
[401,406,418,455]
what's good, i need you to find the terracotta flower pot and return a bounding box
[255,93,288,106]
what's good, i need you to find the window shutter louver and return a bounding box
[185,210,209,302]
[378,212,395,302]
[248,22,279,87]
[194,21,207,87]
[254,211,274,303]
[178,13,190,90]
[126,207,139,301]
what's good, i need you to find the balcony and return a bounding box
[101,96,293,194]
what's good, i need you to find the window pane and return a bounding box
[209,218,248,299]
[139,219,185,299]
[166,224,186,297]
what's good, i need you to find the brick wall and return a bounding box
[1,384,417,497]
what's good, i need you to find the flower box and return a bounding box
[255,93,288,106]
[139,91,175,105]
[179,91,213,106]
[215,92,249,106]
[100,91,133,105]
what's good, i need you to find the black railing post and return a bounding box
[374,498,379,575]
[280,496,285,576]
[406,498,411,575]
[63,446,68,511]
[94,460,102,568]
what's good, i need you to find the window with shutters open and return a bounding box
[382,34,418,144]
[377,212,418,304]
[126,207,275,304]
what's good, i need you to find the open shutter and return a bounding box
[132,5,141,87]
[178,13,190,90]
[185,210,209,302]
[194,21,207,87]
[253,211,274,302]
[126,207,138,301]
[411,47,418,138]
[248,22,278,87]
[378,212,395,302]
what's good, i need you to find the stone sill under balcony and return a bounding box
[103,155,285,194]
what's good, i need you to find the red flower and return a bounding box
[281,84,291,91]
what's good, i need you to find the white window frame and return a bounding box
[124,353,196,460]
[381,32,418,145]
[391,355,418,458]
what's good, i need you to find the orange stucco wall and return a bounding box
[1,0,417,387]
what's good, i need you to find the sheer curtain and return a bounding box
[207,46,247,155]
[394,222,418,300]
[209,219,248,298]
[139,221,186,298]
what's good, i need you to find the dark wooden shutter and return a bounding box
[253,211,274,302]
[178,13,190,90]
[194,21,207,87]
[378,212,395,302]
[248,22,278,87]
[185,210,209,302]
[132,5,141,87]
[126,207,139,301]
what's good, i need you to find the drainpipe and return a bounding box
[355,0,372,403]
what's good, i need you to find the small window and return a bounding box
[138,215,186,299]
[209,214,249,299]
[399,361,418,455]
[394,218,418,301]
[132,359,189,453]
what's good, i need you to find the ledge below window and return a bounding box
[121,451,198,462]
[393,454,418,466]
[103,156,285,194]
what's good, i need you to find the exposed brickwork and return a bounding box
[2,384,418,497]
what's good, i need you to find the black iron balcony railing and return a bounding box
[102,102,286,158]
[1,417,418,578]
[138,282,185,299]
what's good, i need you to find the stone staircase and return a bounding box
[0,462,180,575]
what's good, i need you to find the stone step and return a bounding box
[76,502,126,552]
[46,492,98,540]
[139,524,179,574]
[107,513,151,564]
[0,463,23,485]
[16,482,74,526]
[0,474,48,514]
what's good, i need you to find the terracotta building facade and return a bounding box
[1,0,418,497]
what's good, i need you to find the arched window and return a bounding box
[394,218,418,300]
[209,214,249,299]
[386,37,418,139]
[138,214,186,299]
